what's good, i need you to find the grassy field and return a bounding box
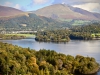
[5,34,35,37]
[91,33,100,38]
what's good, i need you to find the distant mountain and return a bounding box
[0,5,70,31]
[0,5,99,32]
[0,5,23,17]
[34,4,100,20]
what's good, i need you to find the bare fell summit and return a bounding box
[34,4,100,20]
[0,5,24,17]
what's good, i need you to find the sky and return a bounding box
[0,0,100,13]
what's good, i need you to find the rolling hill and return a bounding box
[34,4,100,20]
[0,5,24,17]
[0,13,69,31]
[0,5,70,31]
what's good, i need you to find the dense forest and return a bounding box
[0,42,99,75]
[71,23,100,33]
[35,30,93,42]
[35,30,70,42]
[70,23,100,39]
[35,23,100,42]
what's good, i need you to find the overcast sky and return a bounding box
[0,0,100,13]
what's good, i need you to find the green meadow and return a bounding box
[91,33,100,38]
[5,34,35,37]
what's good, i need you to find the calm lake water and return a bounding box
[0,39,100,75]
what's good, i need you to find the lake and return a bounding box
[0,39,100,75]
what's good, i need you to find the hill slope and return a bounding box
[0,13,69,31]
[0,5,24,17]
[68,5,99,20]
[34,4,100,20]
[0,5,71,31]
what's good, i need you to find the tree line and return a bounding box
[35,30,92,42]
[35,23,100,42]
[35,30,70,42]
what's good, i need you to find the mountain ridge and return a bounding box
[0,5,24,17]
[0,4,100,21]
[33,4,100,20]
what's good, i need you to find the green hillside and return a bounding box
[0,13,94,32]
[0,13,68,31]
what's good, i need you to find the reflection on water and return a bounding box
[0,39,100,75]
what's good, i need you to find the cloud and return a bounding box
[52,0,100,13]
[3,2,21,10]
[20,7,27,11]
[33,0,49,4]
[4,2,13,7]
[14,4,27,11]
[73,3,100,13]
[14,4,21,9]
[52,0,100,5]
[70,0,100,4]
